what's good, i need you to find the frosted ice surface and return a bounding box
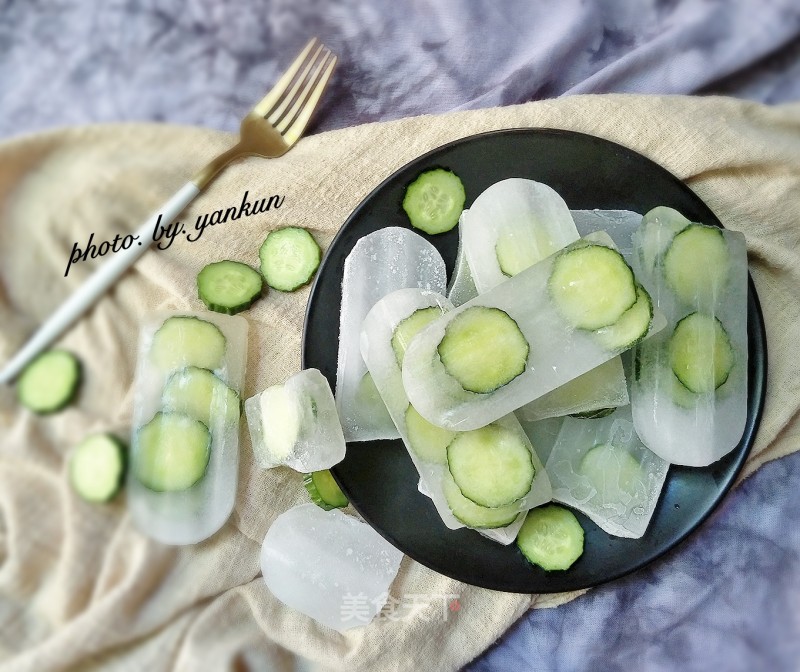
[261,504,403,632]
[572,209,644,260]
[630,208,748,466]
[461,179,578,293]
[129,311,248,545]
[446,215,478,307]
[245,368,346,472]
[336,227,447,441]
[546,407,669,538]
[360,288,551,544]
[403,231,665,431]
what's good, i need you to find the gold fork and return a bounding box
[0,38,337,385]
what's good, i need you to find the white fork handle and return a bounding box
[0,182,200,385]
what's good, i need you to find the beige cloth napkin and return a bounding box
[0,94,799,672]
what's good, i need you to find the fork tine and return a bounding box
[266,43,327,126]
[252,38,318,118]
[280,52,337,146]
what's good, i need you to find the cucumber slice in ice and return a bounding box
[664,224,730,306]
[17,349,81,414]
[391,306,443,367]
[149,316,227,373]
[548,244,637,329]
[442,471,520,529]
[579,443,644,497]
[593,284,653,351]
[446,424,534,508]
[437,306,529,394]
[404,404,455,465]
[402,168,466,235]
[569,407,616,419]
[259,227,322,292]
[162,366,241,427]
[517,504,584,571]
[669,312,734,394]
[258,384,303,462]
[197,260,263,315]
[495,228,560,277]
[303,470,349,510]
[134,412,211,492]
[69,433,126,502]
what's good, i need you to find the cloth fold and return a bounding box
[0,94,799,671]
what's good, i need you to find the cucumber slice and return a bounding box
[442,471,520,529]
[16,349,81,414]
[664,224,730,306]
[669,312,734,394]
[579,443,643,497]
[495,228,559,277]
[446,424,534,508]
[593,284,653,351]
[258,384,303,462]
[69,434,126,502]
[149,316,227,374]
[549,244,637,330]
[134,412,211,492]
[404,404,455,464]
[259,227,322,292]
[438,306,529,394]
[303,470,349,510]
[517,504,584,571]
[569,407,616,419]
[402,168,466,235]
[162,367,241,427]
[197,260,263,315]
[392,306,443,367]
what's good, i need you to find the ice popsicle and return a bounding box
[129,311,247,545]
[630,207,748,466]
[403,231,663,431]
[336,227,447,442]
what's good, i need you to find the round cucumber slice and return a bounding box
[664,224,730,307]
[402,168,466,235]
[197,260,263,315]
[162,366,241,427]
[438,306,529,394]
[69,433,126,503]
[593,284,654,351]
[259,384,303,462]
[517,504,584,571]
[16,349,81,414]
[442,471,520,529]
[303,470,349,510]
[579,443,644,499]
[446,424,534,508]
[134,412,211,492]
[149,316,227,374]
[404,404,455,465]
[259,227,322,292]
[391,306,443,367]
[548,244,637,330]
[669,312,734,394]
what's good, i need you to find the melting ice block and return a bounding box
[129,311,247,545]
[403,231,664,431]
[545,406,669,538]
[571,209,644,257]
[245,368,345,472]
[630,207,749,466]
[446,217,478,307]
[261,504,404,632]
[336,227,447,442]
[360,288,551,544]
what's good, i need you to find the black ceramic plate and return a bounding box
[302,128,767,593]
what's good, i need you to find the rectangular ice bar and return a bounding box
[336,227,447,442]
[244,368,346,472]
[403,231,665,431]
[129,311,247,545]
[545,406,669,538]
[630,208,748,466]
[360,287,552,544]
